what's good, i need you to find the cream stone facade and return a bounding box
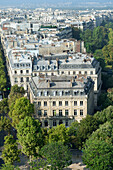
[33,53,102,106]
[28,75,94,128]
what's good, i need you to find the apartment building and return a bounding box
[33,53,102,106]
[28,75,94,127]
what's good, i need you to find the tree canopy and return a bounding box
[48,124,69,145]
[2,135,20,165]
[9,97,34,127]
[17,116,43,161]
[40,142,72,170]
[82,121,113,170]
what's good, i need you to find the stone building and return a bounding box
[28,75,94,128]
[33,53,102,106]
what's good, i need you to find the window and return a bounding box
[20,77,23,82]
[38,102,41,106]
[44,101,47,106]
[26,77,29,82]
[44,110,47,116]
[59,101,62,106]
[53,101,56,106]
[20,70,23,74]
[53,110,56,116]
[53,121,56,126]
[14,78,18,83]
[90,71,93,75]
[44,120,48,127]
[80,101,83,106]
[59,110,62,116]
[65,110,68,116]
[38,110,42,116]
[74,109,77,116]
[26,70,29,73]
[65,101,68,106]
[15,70,17,74]
[65,120,68,127]
[74,101,77,106]
[80,110,83,116]
[59,120,63,125]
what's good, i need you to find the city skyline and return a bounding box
[0,0,113,9]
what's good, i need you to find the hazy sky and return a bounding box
[0,0,112,8]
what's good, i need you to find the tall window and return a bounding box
[59,110,62,116]
[65,110,68,116]
[80,110,83,116]
[53,110,56,116]
[53,101,56,106]
[74,101,77,106]
[20,70,23,74]
[65,101,68,106]
[44,110,47,116]
[38,102,41,106]
[44,101,47,106]
[26,70,29,73]
[80,101,83,106]
[15,70,17,74]
[26,77,29,82]
[59,101,62,106]
[20,77,23,82]
[74,109,77,116]
[14,78,18,83]
[38,110,42,116]
[59,120,63,125]
[53,121,56,126]
[44,120,48,127]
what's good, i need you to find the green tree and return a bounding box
[67,121,79,148]
[2,135,20,165]
[17,116,43,161]
[8,85,25,109]
[93,49,106,70]
[94,105,113,124]
[40,142,72,170]
[48,124,69,145]
[0,116,11,134]
[0,98,9,115]
[108,28,113,44]
[82,121,113,170]
[76,115,99,148]
[82,138,113,170]
[97,92,112,110]
[0,164,20,170]
[9,97,34,127]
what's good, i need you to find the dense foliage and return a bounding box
[17,116,43,161]
[82,121,113,169]
[2,135,20,165]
